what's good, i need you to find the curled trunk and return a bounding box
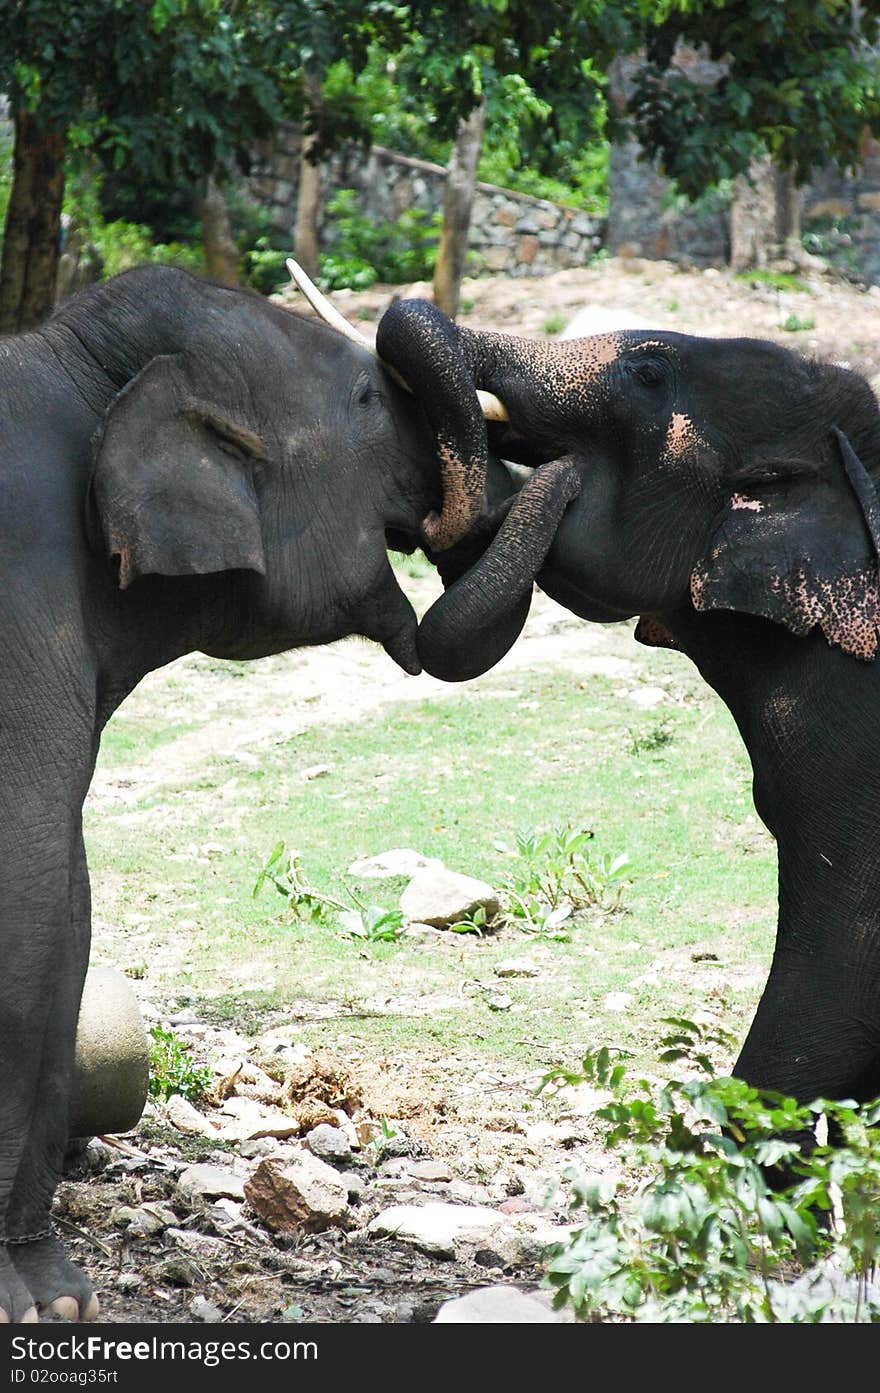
[418,456,582,681]
[377,298,492,551]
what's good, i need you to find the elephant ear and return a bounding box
[89,354,266,589]
[691,429,880,659]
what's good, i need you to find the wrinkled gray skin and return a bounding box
[0,266,449,1322]
[379,297,880,1114]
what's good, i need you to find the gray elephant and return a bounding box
[0,265,465,1324]
[376,296,880,1113]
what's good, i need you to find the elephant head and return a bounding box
[82,269,492,678]
[375,299,880,678]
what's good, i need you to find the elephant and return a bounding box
[375,296,880,1113]
[0,263,472,1324]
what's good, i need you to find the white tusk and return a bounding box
[286,257,378,354]
[477,391,508,421]
[286,256,508,422]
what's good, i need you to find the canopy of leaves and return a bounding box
[630,0,880,194]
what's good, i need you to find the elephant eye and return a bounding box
[632,359,666,387]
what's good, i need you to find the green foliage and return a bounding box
[630,0,880,198]
[318,188,440,289]
[782,313,816,333]
[734,268,811,293]
[501,823,631,938]
[148,1024,211,1103]
[629,719,674,755]
[542,311,567,336]
[61,169,203,279]
[541,1020,880,1322]
[254,841,405,943]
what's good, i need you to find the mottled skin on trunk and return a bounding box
[377,295,880,1110]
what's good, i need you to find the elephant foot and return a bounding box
[8,1236,98,1321]
[0,1251,38,1322]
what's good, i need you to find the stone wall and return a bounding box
[248,124,604,277]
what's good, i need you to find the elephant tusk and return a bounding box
[285,258,508,423]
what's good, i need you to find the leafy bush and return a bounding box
[541,1019,880,1322]
[501,823,630,938]
[318,188,440,290]
[148,1025,211,1103]
[254,841,405,943]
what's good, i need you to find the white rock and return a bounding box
[164,1095,218,1137]
[347,849,441,879]
[177,1164,247,1205]
[400,866,500,928]
[214,1095,299,1142]
[367,1203,505,1258]
[603,991,634,1013]
[434,1287,561,1323]
[627,685,668,708]
[494,960,540,978]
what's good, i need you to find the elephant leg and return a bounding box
[735,934,880,1104]
[6,823,97,1322]
[0,717,99,1324]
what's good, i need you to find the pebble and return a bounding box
[177,1164,248,1205]
[305,1123,352,1166]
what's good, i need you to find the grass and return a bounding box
[734,269,811,294]
[83,606,777,1082]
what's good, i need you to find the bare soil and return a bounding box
[64,256,878,1328]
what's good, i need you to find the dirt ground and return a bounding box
[62,255,879,1328]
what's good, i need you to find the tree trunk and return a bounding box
[729,155,777,271]
[433,100,486,319]
[198,173,239,285]
[0,108,67,334]
[293,71,323,279]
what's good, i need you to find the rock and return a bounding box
[347,848,441,879]
[190,1295,224,1323]
[214,1096,299,1142]
[400,866,500,928]
[434,1287,561,1323]
[305,1123,352,1166]
[626,685,668,708]
[340,1170,368,1202]
[164,1095,218,1137]
[244,1152,350,1232]
[493,960,540,978]
[401,1160,453,1183]
[603,991,634,1013]
[167,1229,228,1262]
[367,1203,505,1259]
[177,1164,247,1205]
[70,965,150,1138]
[492,1215,574,1267]
[237,1138,280,1160]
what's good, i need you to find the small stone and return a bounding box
[603,991,634,1013]
[434,1287,562,1323]
[493,960,540,978]
[244,1151,350,1232]
[340,1170,368,1202]
[190,1295,224,1323]
[402,1160,453,1183]
[115,1273,141,1291]
[487,994,513,1012]
[167,1229,228,1262]
[367,1203,505,1259]
[627,686,668,708]
[177,1164,247,1206]
[347,849,440,879]
[164,1095,217,1137]
[305,1123,352,1166]
[400,866,499,928]
[237,1138,279,1159]
[302,764,331,780]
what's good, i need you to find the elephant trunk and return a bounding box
[377,299,497,551]
[417,456,582,681]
